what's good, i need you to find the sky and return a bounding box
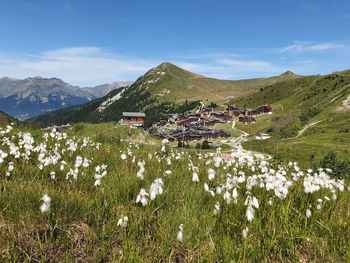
[0,0,350,86]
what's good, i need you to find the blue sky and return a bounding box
[0,0,350,86]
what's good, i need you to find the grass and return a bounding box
[0,123,349,262]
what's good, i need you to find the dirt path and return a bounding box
[219,123,272,160]
[296,120,322,138]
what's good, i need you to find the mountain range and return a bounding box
[0,77,131,120]
[82,81,133,98]
[29,62,299,127]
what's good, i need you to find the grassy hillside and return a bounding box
[232,70,350,167]
[0,123,349,262]
[135,63,298,104]
[0,111,18,126]
[29,62,298,127]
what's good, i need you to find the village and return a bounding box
[151,104,272,144]
[116,104,273,146]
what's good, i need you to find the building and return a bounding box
[238,115,256,124]
[120,112,146,127]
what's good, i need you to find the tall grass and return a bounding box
[0,123,349,262]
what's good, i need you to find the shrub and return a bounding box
[299,108,320,125]
[319,151,350,179]
[201,140,210,149]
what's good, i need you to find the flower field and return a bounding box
[0,123,349,262]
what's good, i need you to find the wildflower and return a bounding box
[208,168,215,181]
[177,224,183,242]
[223,191,232,204]
[82,158,90,167]
[232,188,238,200]
[246,207,254,221]
[150,178,164,200]
[117,216,129,228]
[306,208,312,218]
[136,188,149,206]
[192,172,199,182]
[75,156,83,168]
[244,194,259,222]
[214,202,220,215]
[165,170,172,175]
[121,153,127,160]
[40,194,51,213]
[50,171,56,180]
[137,161,145,180]
[242,227,249,239]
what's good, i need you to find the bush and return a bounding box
[201,140,210,149]
[299,108,321,125]
[319,151,350,179]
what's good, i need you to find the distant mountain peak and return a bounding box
[280,70,297,77]
[1,76,19,81]
[152,62,205,79]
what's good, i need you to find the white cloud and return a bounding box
[1,42,348,86]
[279,41,344,53]
[0,47,159,86]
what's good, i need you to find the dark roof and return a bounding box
[122,112,146,117]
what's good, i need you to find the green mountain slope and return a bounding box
[0,111,18,126]
[29,62,298,127]
[232,70,350,166]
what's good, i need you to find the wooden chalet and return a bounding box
[120,112,146,127]
[238,115,256,124]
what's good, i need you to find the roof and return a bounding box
[122,112,146,117]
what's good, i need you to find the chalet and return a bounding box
[238,115,256,124]
[157,126,230,142]
[177,117,200,127]
[120,112,146,127]
[226,105,240,112]
[232,109,243,117]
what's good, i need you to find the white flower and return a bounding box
[306,208,312,218]
[117,216,129,228]
[150,178,164,200]
[40,194,51,213]
[232,188,238,200]
[137,161,145,180]
[208,168,215,181]
[177,224,183,242]
[121,153,127,160]
[165,170,172,175]
[192,172,199,182]
[242,227,249,239]
[75,156,83,168]
[136,188,149,206]
[50,171,56,180]
[214,202,220,215]
[252,196,259,209]
[246,207,254,221]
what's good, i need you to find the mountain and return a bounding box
[29,62,299,127]
[0,77,95,120]
[232,69,350,166]
[82,81,133,98]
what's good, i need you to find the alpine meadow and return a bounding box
[1,1,350,262]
